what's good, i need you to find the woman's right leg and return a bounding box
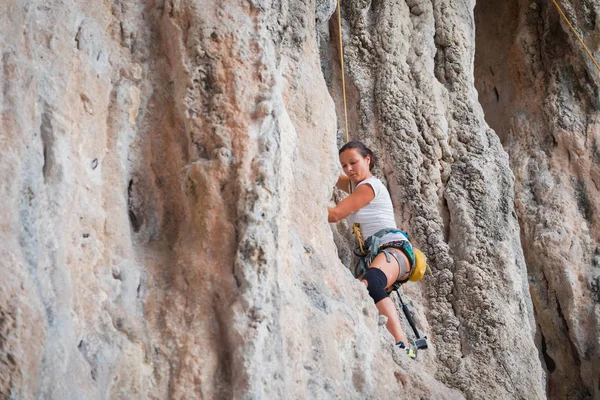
[374,295,407,344]
[361,250,410,344]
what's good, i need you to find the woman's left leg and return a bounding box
[361,250,410,344]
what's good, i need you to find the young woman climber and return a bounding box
[328,141,417,359]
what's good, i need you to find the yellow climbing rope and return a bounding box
[337,0,353,195]
[552,0,600,74]
[337,0,350,143]
[353,223,365,254]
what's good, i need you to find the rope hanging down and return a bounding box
[337,0,350,143]
[552,0,600,74]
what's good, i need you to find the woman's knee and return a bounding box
[362,268,388,304]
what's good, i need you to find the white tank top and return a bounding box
[346,177,397,238]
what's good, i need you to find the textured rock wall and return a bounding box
[6,0,597,399]
[321,0,546,399]
[475,1,600,399]
[1,0,464,399]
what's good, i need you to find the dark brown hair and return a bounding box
[339,141,377,171]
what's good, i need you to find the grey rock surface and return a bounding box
[321,0,546,399]
[475,1,600,399]
[0,0,460,399]
[3,0,598,399]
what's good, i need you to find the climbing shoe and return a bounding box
[405,347,417,359]
[396,341,417,360]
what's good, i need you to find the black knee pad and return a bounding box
[363,268,388,304]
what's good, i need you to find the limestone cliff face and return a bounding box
[1,0,596,399]
[475,1,600,399]
[1,0,459,399]
[322,1,545,399]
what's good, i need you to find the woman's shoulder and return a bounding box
[358,176,384,188]
[357,177,386,196]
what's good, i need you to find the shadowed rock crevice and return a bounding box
[475,0,600,398]
[540,330,557,374]
[40,107,55,181]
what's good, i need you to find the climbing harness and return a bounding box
[352,225,429,292]
[352,225,430,350]
[552,0,600,74]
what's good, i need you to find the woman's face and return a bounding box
[340,148,371,183]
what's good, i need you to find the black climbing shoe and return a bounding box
[396,341,417,360]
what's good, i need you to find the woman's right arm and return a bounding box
[328,183,375,222]
[335,174,351,194]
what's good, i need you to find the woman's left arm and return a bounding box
[328,183,375,223]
